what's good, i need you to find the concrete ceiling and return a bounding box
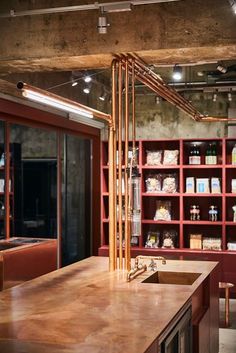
[0,0,236,75]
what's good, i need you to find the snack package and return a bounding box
[154,200,171,221]
[146,150,162,165]
[211,177,221,194]
[189,234,202,249]
[196,178,210,193]
[145,174,162,193]
[162,229,178,248]
[145,231,160,248]
[186,177,195,193]
[163,150,179,165]
[202,237,221,250]
[162,174,178,193]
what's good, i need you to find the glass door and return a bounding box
[62,134,92,266]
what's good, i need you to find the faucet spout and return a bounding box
[127,255,166,282]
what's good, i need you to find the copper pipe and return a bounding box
[200,116,236,122]
[132,59,136,149]
[57,133,62,269]
[124,59,131,272]
[116,54,202,121]
[17,82,112,124]
[108,60,117,271]
[4,122,10,239]
[113,123,117,269]
[108,125,115,271]
[118,61,123,270]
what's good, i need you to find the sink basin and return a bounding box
[142,271,201,285]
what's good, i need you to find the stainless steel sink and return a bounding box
[141,271,201,285]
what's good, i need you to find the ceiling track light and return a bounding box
[97,11,110,34]
[83,87,91,94]
[228,0,236,14]
[216,62,227,74]
[228,90,232,101]
[172,64,183,81]
[84,75,92,83]
[155,95,160,104]
[213,91,217,102]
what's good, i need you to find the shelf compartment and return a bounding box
[142,223,180,249]
[141,140,180,166]
[183,196,222,221]
[225,139,236,165]
[142,196,180,221]
[142,168,179,194]
[183,139,222,165]
[225,168,236,193]
[225,197,236,222]
[183,224,222,249]
[225,226,236,250]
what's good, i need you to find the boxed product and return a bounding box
[211,177,221,194]
[186,177,195,193]
[189,234,202,249]
[202,237,221,251]
[231,179,236,193]
[196,178,210,193]
[163,150,179,165]
[227,242,236,251]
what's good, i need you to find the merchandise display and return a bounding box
[163,150,179,165]
[232,144,236,165]
[211,178,221,194]
[162,174,178,193]
[233,205,236,222]
[145,231,160,248]
[145,174,161,193]
[227,242,236,251]
[189,234,202,249]
[196,178,210,193]
[186,177,195,193]
[231,179,236,193]
[146,150,162,165]
[208,205,218,222]
[189,144,201,165]
[190,205,200,220]
[154,200,171,221]
[205,143,217,165]
[162,229,178,248]
[202,237,222,251]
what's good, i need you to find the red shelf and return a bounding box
[183,193,221,197]
[142,193,180,197]
[183,221,222,225]
[183,165,222,168]
[142,165,180,169]
[142,220,180,224]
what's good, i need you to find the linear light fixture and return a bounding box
[17,82,112,124]
[0,0,181,18]
[69,113,105,129]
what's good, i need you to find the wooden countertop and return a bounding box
[0,256,218,353]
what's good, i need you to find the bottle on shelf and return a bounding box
[205,143,217,165]
[189,144,201,165]
[232,144,236,165]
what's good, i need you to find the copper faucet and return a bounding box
[127,255,166,282]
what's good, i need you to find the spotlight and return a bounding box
[229,0,236,14]
[155,96,160,104]
[97,13,110,34]
[99,90,107,101]
[213,92,217,102]
[216,62,227,74]
[71,79,78,87]
[228,90,232,102]
[84,75,92,83]
[83,87,90,94]
[172,64,183,81]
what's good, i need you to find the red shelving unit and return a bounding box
[99,138,236,294]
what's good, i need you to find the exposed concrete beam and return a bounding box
[0,0,236,74]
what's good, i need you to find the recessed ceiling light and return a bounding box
[197,71,204,77]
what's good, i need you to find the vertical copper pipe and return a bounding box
[132,59,136,149]
[118,61,123,269]
[113,123,117,269]
[57,132,62,269]
[5,122,10,239]
[124,59,131,271]
[108,125,115,271]
[109,60,117,271]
